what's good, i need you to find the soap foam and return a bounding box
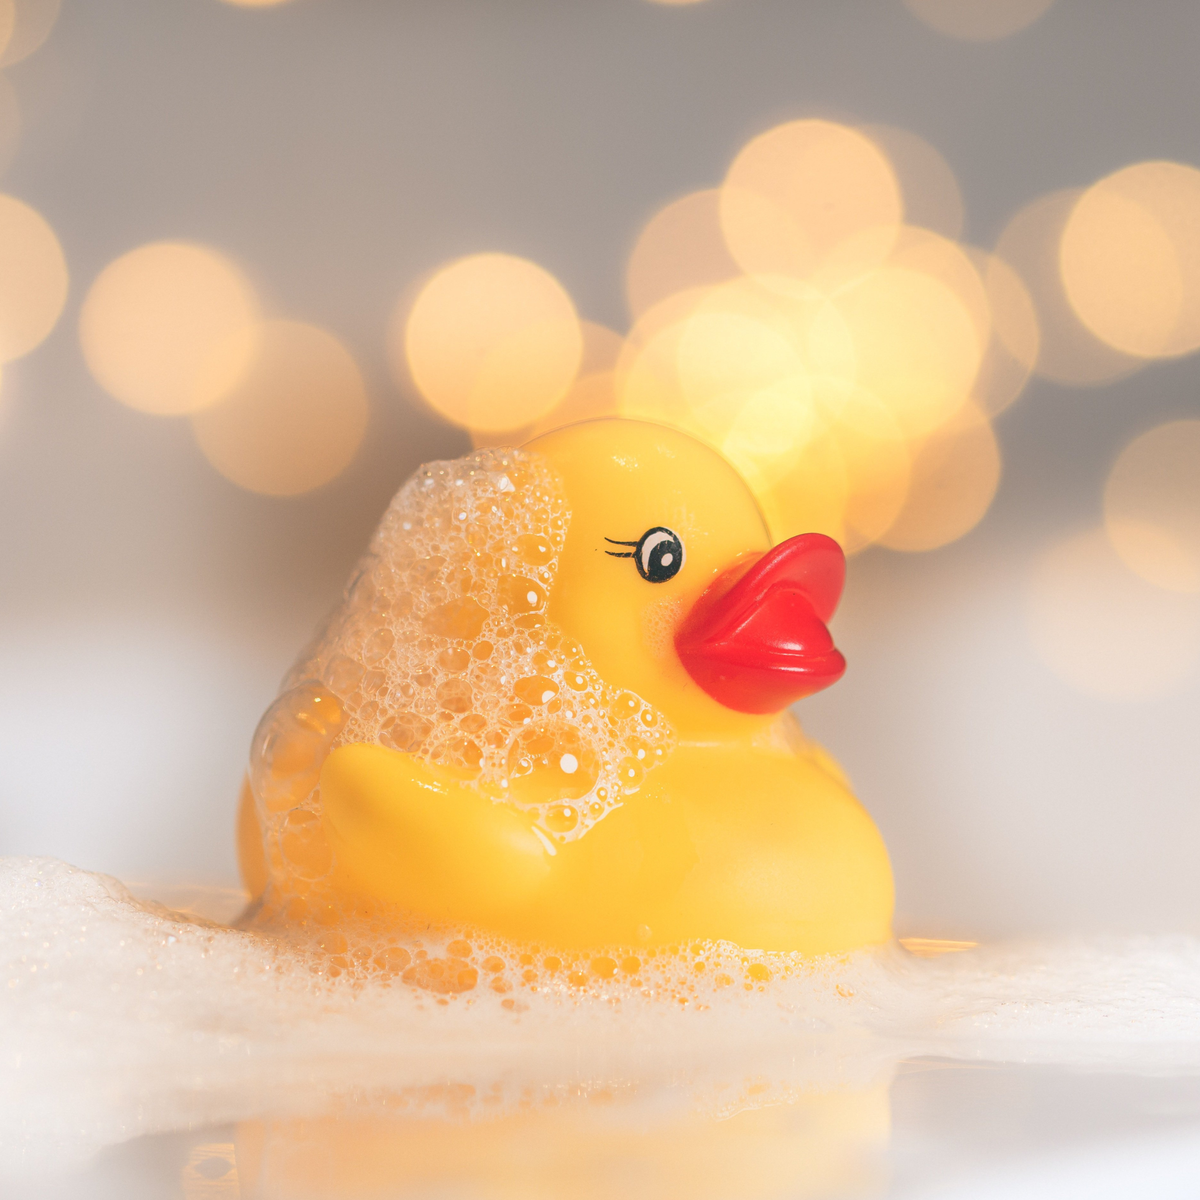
[248,448,674,921]
[5,857,1200,1173]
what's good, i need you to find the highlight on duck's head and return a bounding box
[524,418,846,737]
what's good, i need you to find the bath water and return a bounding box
[4,856,1200,1197]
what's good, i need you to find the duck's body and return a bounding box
[240,419,893,954]
[315,719,890,952]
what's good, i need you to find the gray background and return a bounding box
[1,0,1198,939]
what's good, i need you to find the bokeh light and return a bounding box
[471,321,625,449]
[190,320,368,497]
[219,0,296,8]
[0,193,67,363]
[625,189,740,321]
[1061,161,1200,360]
[878,401,1001,552]
[1026,528,1200,700]
[80,241,261,416]
[399,253,583,435]
[0,2,15,62]
[903,0,1056,42]
[0,0,59,67]
[969,250,1040,416]
[0,75,22,177]
[388,119,1052,561]
[996,189,1139,387]
[1104,420,1200,594]
[617,276,840,459]
[759,385,912,554]
[720,119,903,281]
[861,124,964,241]
[602,117,1024,556]
[831,262,981,437]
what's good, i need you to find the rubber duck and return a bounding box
[240,419,892,954]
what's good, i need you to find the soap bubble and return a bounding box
[1104,420,1200,594]
[80,241,261,416]
[247,447,675,922]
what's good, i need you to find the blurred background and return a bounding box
[1,0,1198,943]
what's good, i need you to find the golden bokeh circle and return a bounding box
[903,0,1056,42]
[878,401,1001,552]
[0,193,68,363]
[830,264,982,437]
[625,189,740,321]
[191,320,369,497]
[399,253,583,435]
[1,0,60,67]
[996,189,1140,387]
[0,2,15,62]
[1061,161,1200,359]
[1027,527,1200,700]
[719,119,903,281]
[861,124,964,241]
[968,250,1040,416]
[1104,420,1200,594]
[80,241,261,416]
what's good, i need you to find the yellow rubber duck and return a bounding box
[239,419,892,954]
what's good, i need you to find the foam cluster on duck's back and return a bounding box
[247,447,673,907]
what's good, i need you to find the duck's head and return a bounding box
[525,418,846,739]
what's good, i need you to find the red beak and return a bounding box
[674,533,847,714]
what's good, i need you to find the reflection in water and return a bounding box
[230,1088,891,1200]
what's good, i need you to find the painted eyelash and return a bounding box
[604,537,636,559]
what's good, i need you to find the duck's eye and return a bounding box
[635,527,683,582]
[638,528,686,583]
[604,527,685,582]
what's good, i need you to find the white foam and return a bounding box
[5,857,1200,1174]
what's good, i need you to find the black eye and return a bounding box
[634,527,684,582]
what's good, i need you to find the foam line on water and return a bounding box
[4,857,1200,1173]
